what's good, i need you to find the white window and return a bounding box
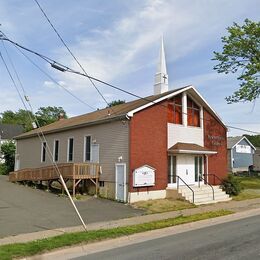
[41,142,47,162]
[84,136,91,161]
[53,140,59,162]
[67,138,74,162]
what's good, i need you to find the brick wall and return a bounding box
[129,101,168,192]
[204,109,227,184]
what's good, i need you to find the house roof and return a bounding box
[168,142,217,154]
[0,124,24,140]
[227,136,256,150]
[15,85,226,140]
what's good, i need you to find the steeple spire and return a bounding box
[154,36,168,95]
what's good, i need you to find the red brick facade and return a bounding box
[129,101,168,192]
[129,98,228,192]
[203,109,227,184]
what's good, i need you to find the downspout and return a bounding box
[125,113,132,203]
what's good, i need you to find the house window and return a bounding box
[187,97,200,127]
[84,136,91,161]
[41,142,46,162]
[168,95,182,124]
[53,140,59,162]
[67,138,74,162]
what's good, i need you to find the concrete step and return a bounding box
[176,185,231,205]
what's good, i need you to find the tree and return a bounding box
[244,134,260,147]
[107,100,126,107]
[1,109,34,131]
[213,19,260,103]
[0,141,16,174]
[35,106,68,126]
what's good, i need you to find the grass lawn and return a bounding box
[132,198,196,214]
[0,210,233,260]
[232,176,260,201]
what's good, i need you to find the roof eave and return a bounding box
[126,85,193,117]
[15,114,127,140]
[168,149,217,155]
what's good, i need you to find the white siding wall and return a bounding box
[167,123,204,148]
[16,120,129,183]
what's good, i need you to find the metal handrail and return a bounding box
[176,176,195,204]
[204,174,222,185]
[200,175,215,200]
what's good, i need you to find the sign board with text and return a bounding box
[236,145,251,154]
[133,165,155,187]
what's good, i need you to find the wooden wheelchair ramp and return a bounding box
[9,163,100,197]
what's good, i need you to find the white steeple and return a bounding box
[154,37,168,95]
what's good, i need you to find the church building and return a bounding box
[12,39,230,205]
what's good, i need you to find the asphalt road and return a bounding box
[74,215,260,260]
[0,175,143,238]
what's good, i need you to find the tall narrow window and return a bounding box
[187,97,200,127]
[54,140,59,162]
[68,138,74,162]
[41,142,46,162]
[85,136,91,161]
[168,95,182,124]
[168,155,176,183]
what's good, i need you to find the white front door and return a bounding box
[115,163,126,202]
[177,155,195,185]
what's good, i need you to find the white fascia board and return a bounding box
[170,149,217,155]
[232,136,256,150]
[126,85,193,117]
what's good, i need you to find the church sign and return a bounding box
[133,165,155,187]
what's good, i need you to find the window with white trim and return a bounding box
[67,138,74,162]
[84,136,91,161]
[41,142,46,162]
[53,140,59,162]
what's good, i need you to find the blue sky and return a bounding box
[0,0,259,136]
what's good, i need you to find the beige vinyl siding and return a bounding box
[16,120,129,183]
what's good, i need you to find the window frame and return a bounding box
[84,135,92,162]
[53,139,60,162]
[67,137,74,162]
[41,141,47,162]
[187,96,201,127]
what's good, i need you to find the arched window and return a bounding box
[187,97,200,127]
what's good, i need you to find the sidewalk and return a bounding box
[1,198,260,246]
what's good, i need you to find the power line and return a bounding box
[0,46,87,231]
[1,33,259,135]
[33,0,113,110]
[227,125,260,135]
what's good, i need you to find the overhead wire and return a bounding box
[33,0,113,111]
[0,41,87,230]
[1,32,96,112]
[0,32,259,135]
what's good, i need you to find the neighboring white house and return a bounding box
[227,136,256,173]
[0,124,24,163]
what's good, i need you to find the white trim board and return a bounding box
[126,85,226,128]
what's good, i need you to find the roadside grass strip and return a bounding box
[0,210,233,260]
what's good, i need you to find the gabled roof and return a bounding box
[15,85,226,140]
[168,142,217,154]
[16,87,186,139]
[227,136,256,150]
[0,124,24,140]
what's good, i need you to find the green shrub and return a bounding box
[0,164,8,175]
[220,174,242,196]
[0,141,16,174]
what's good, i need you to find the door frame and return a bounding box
[115,163,127,202]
